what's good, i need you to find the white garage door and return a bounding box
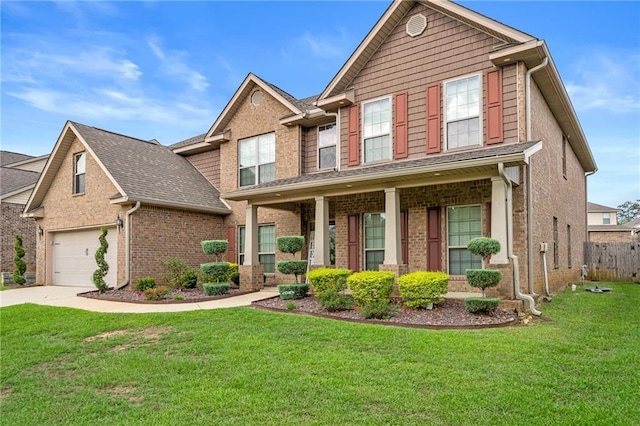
[52,228,118,287]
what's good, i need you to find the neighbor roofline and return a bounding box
[1,184,35,201]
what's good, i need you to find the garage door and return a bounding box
[52,228,118,287]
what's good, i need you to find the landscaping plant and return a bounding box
[347,271,396,319]
[162,257,198,289]
[276,236,308,284]
[464,236,501,313]
[203,282,230,296]
[12,235,26,285]
[200,240,230,283]
[398,271,449,309]
[277,284,309,300]
[136,277,156,292]
[92,227,109,293]
[143,286,169,300]
[307,268,353,311]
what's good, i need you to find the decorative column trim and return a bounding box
[312,196,330,266]
[383,188,402,265]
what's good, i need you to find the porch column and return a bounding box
[383,188,402,265]
[312,196,330,266]
[491,177,510,264]
[239,204,263,291]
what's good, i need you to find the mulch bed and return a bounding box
[253,296,519,329]
[79,288,253,304]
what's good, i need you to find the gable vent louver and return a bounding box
[406,13,427,37]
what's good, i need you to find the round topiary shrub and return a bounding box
[277,284,309,300]
[276,260,308,284]
[398,271,449,309]
[201,262,231,283]
[464,297,500,314]
[465,237,502,298]
[201,240,228,261]
[203,282,230,296]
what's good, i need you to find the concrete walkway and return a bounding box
[0,285,279,313]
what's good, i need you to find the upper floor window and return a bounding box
[447,205,482,275]
[364,213,385,270]
[363,97,391,163]
[239,133,275,187]
[602,213,611,225]
[73,152,86,194]
[445,74,481,150]
[318,123,337,169]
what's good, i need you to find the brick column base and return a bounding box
[239,264,264,291]
[378,264,409,297]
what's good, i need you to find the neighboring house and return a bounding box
[26,0,597,307]
[1,151,48,283]
[587,202,638,243]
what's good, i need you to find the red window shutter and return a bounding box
[394,92,408,159]
[347,214,360,272]
[426,84,441,154]
[486,69,504,145]
[427,207,441,271]
[347,104,360,166]
[226,226,236,262]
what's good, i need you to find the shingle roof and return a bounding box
[587,202,618,212]
[0,151,34,167]
[168,133,206,150]
[70,122,229,213]
[0,167,40,196]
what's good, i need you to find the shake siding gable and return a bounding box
[485,68,504,144]
[394,92,408,159]
[347,104,360,166]
[426,84,442,154]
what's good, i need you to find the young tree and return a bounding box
[617,200,640,224]
[13,235,27,285]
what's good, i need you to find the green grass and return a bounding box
[1,282,639,425]
[0,285,7,291]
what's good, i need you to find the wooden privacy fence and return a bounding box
[584,242,640,282]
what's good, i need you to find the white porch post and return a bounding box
[383,188,402,265]
[491,176,510,264]
[245,204,258,265]
[313,196,330,266]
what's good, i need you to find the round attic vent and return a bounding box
[406,13,427,37]
[251,90,263,106]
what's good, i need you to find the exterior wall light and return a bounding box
[37,225,44,237]
[116,215,123,230]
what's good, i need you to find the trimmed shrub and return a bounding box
[398,271,449,309]
[306,268,351,299]
[182,268,199,289]
[203,282,230,296]
[276,260,308,283]
[144,286,169,301]
[200,262,231,283]
[277,236,305,255]
[465,269,502,297]
[136,277,156,292]
[13,235,26,286]
[92,227,110,293]
[278,284,309,300]
[359,299,397,320]
[464,297,500,314]
[347,271,395,306]
[467,237,501,259]
[226,263,240,287]
[201,240,228,261]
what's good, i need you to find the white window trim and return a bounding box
[73,152,86,195]
[258,224,276,275]
[443,72,483,152]
[317,122,337,170]
[446,204,483,276]
[364,212,385,271]
[238,226,245,266]
[238,132,275,187]
[237,224,277,274]
[361,95,393,164]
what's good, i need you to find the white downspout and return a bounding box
[499,163,542,316]
[526,57,549,294]
[116,201,141,290]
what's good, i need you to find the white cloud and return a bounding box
[298,31,345,58]
[565,52,640,113]
[147,37,209,92]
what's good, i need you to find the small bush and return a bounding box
[201,240,228,261]
[465,269,502,297]
[174,295,185,301]
[182,268,199,289]
[203,282,230,296]
[13,235,26,286]
[319,293,355,312]
[278,284,309,300]
[226,263,240,286]
[161,257,195,289]
[144,286,169,301]
[398,271,449,309]
[276,260,308,283]
[277,236,305,255]
[136,277,156,292]
[201,262,231,283]
[307,268,351,299]
[347,271,395,307]
[467,237,501,259]
[286,302,297,310]
[464,297,500,314]
[359,299,397,319]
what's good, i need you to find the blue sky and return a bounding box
[1,1,638,208]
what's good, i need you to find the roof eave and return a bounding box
[110,196,232,216]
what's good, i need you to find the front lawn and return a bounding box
[1,282,638,425]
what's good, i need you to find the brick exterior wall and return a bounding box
[1,203,37,273]
[588,230,635,243]
[129,205,225,286]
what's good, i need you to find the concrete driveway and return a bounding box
[0,285,278,313]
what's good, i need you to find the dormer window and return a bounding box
[239,133,275,187]
[73,152,86,194]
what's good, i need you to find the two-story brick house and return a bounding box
[25,0,596,312]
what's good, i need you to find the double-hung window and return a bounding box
[363,97,391,163]
[602,213,611,225]
[73,152,86,194]
[445,74,481,150]
[364,213,385,271]
[237,224,276,274]
[447,205,482,275]
[318,123,337,169]
[239,133,275,187]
